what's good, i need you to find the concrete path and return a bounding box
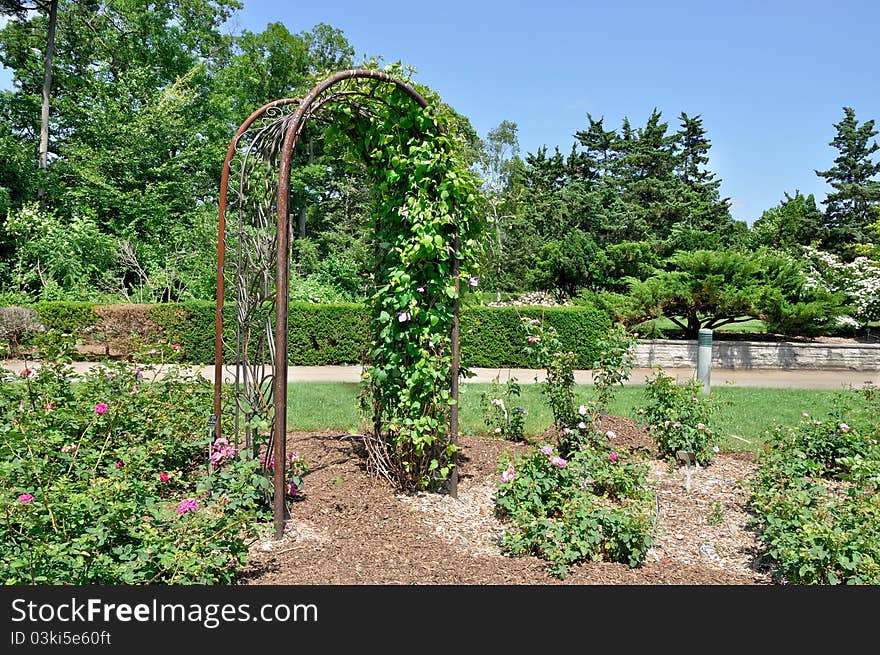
[3,360,877,390]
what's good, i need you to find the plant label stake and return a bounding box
[676,450,696,492]
[207,415,217,474]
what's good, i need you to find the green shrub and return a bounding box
[495,442,654,578]
[639,368,719,465]
[479,376,527,441]
[142,301,613,368]
[748,389,880,584]
[0,336,273,584]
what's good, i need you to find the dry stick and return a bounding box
[89,381,128,478]
[65,419,97,477]
[17,421,59,532]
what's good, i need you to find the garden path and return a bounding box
[3,360,877,389]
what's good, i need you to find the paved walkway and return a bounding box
[3,360,877,390]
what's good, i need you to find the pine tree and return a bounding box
[667,112,733,250]
[815,107,880,252]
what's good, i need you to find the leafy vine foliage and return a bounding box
[320,69,483,491]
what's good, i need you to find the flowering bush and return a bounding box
[569,325,639,455]
[480,376,526,441]
[639,368,719,465]
[748,387,880,584]
[0,336,271,584]
[802,246,880,326]
[259,450,310,499]
[495,442,654,578]
[522,317,577,434]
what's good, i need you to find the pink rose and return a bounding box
[176,499,198,515]
[17,493,34,504]
[540,445,553,456]
[609,452,618,463]
[159,472,169,483]
[94,402,108,415]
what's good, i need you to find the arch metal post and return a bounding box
[213,70,463,539]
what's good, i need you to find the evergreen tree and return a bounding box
[751,191,826,250]
[815,107,880,252]
[572,114,619,182]
[666,112,733,249]
[616,109,681,242]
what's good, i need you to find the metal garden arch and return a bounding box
[211,69,463,538]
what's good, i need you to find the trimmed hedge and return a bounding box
[148,301,230,364]
[287,303,370,365]
[33,302,99,333]
[460,305,611,368]
[3,301,613,368]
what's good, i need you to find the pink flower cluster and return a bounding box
[538,444,567,467]
[94,402,108,415]
[17,493,34,504]
[176,498,198,515]
[210,437,236,467]
[501,465,515,483]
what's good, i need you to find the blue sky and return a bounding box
[3,0,879,224]
[223,0,879,224]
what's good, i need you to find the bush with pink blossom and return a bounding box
[0,336,274,584]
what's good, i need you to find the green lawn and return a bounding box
[649,317,768,333]
[286,382,843,453]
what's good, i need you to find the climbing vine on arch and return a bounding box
[308,68,485,491]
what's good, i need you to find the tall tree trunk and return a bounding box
[37,0,58,207]
[687,313,701,340]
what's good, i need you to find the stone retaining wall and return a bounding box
[636,339,880,371]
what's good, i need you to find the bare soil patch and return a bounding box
[240,416,774,585]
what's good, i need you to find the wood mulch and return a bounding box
[238,417,775,585]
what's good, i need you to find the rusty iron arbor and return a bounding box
[211,69,462,538]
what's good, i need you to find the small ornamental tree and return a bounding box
[626,249,848,338]
[801,246,880,326]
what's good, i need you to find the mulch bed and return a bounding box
[239,416,775,585]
